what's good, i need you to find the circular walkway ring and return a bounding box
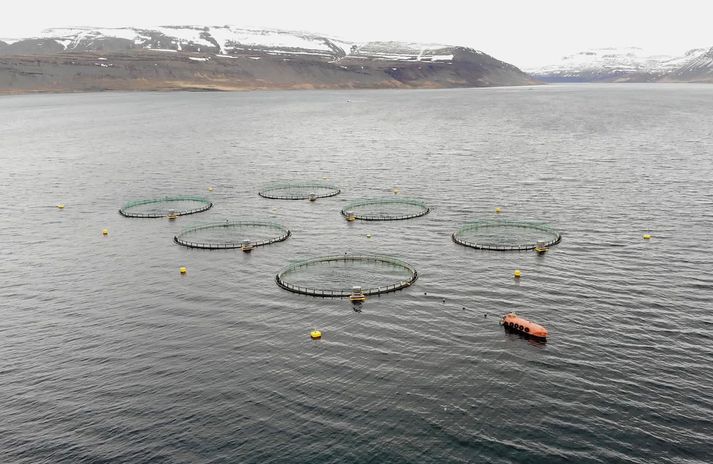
[119,196,213,218]
[174,220,291,249]
[452,220,562,251]
[258,182,341,200]
[276,254,418,297]
[340,197,430,221]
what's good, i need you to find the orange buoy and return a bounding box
[501,312,548,339]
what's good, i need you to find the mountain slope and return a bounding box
[0,26,537,93]
[661,47,713,83]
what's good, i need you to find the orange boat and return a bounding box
[501,312,548,339]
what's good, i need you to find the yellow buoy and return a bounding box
[393,188,400,195]
[102,228,109,236]
[179,266,187,275]
[514,269,522,278]
[366,233,372,239]
[310,330,322,340]
[495,207,501,213]
[56,204,65,209]
[643,234,652,240]
[208,187,213,192]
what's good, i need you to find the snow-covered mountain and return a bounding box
[0,26,490,64]
[0,26,536,93]
[30,26,351,58]
[527,47,713,83]
[662,47,713,83]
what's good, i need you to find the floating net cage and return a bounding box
[174,220,291,249]
[119,196,212,218]
[340,197,430,221]
[452,220,562,251]
[258,181,341,200]
[276,255,418,297]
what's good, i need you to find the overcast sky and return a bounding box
[1,0,711,68]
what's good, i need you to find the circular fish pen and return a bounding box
[258,182,341,200]
[174,220,291,250]
[276,255,418,297]
[119,196,212,218]
[340,198,430,221]
[452,220,562,251]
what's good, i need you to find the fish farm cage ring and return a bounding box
[340,198,430,221]
[119,196,213,218]
[258,182,341,200]
[452,220,562,251]
[275,255,418,298]
[174,220,291,250]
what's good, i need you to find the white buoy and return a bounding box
[350,285,366,302]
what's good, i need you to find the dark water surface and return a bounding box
[1,84,712,463]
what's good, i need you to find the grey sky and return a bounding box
[1,0,711,68]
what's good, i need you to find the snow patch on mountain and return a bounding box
[348,42,474,63]
[207,26,343,55]
[154,26,214,49]
[42,27,151,48]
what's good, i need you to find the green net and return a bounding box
[276,255,418,297]
[258,181,341,200]
[340,197,430,221]
[174,220,291,249]
[119,196,212,218]
[452,220,562,251]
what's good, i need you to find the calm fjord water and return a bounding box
[1,85,712,463]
